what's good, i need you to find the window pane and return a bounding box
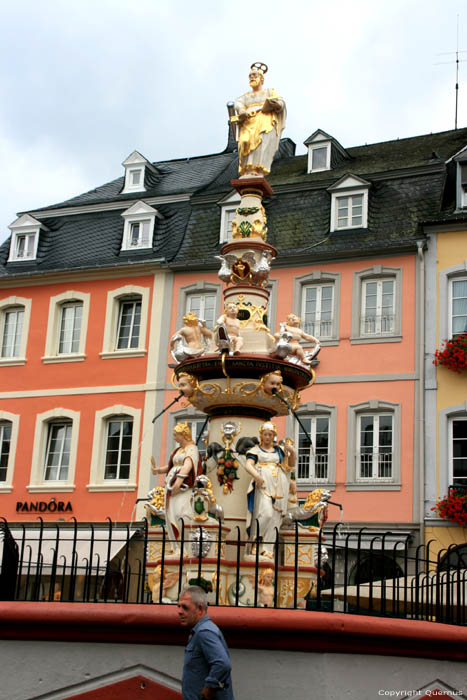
[105,419,133,480]
[0,422,11,481]
[453,420,467,483]
[44,423,71,481]
[452,279,467,334]
[312,147,327,170]
[117,300,141,349]
[59,303,82,354]
[297,418,312,480]
[130,169,141,185]
[2,307,24,357]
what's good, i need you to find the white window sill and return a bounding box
[8,257,38,263]
[87,482,137,492]
[27,484,76,492]
[100,350,146,359]
[120,245,152,252]
[303,339,339,347]
[0,357,26,367]
[42,354,87,364]
[297,482,336,492]
[350,335,402,345]
[346,482,401,491]
[0,485,13,492]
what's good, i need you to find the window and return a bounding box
[0,297,31,366]
[346,400,401,490]
[1,307,24,357]
[219,192,241,243]
[361,278,395,336]
[0,421,12,482]
[169,409,209,464]
[451,278,467,336]
[288,402,337,488]
[336,194,363,229]
[187,293,216,330]
[451,418,467,487]
[101,285,149,359]
[293,271,340,344]
[328,175,370,232]
[44,422,72,481]
[0,412,19,491]
[308,144,330,172]
[456,161,467,208]
[116,299,141,349]
[58,302,83,354]
[104,417,133,480]
[120,201,159,251]
[42,291,90,363]
[296,416,330,483]
[357,413,393,480]
[28,408,80,492]
[7,214,45,262]
[121,151,149,194]
[351,266,402,344]
[88,405,140,491]
[301,284,334,338]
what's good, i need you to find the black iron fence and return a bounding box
[0,518,465,626]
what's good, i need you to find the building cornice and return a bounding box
[24,194,192,220]
[0,260,167,287]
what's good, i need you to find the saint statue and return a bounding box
[230,62,286,178]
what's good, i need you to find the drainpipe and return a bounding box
[416,240,425,549]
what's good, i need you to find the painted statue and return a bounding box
[152,422,203,550]
[170,312,213,363]
[175,372,198,399]
[273,313,320,366]
[244,422,296,559]
[231,62,286,178]
[260,370,283,396]
[216,303,244,354]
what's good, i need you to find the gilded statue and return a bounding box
[230,62,286,178]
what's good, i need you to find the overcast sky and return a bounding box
[1,0,466,244]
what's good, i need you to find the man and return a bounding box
[232,62,286,178]
[178,586,234,700]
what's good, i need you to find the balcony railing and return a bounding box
[297,452,328,481]
[358,452,393,479]
[1,519,465,624]
[360,314,395,336]
[303,319,332,338]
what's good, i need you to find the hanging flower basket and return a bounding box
[433,333,467,373]
[431,489,467,526]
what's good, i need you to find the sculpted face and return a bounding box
[287,314,300,327]
[183,312,198,326]
[178,375,194,397]
[226,303,238,318]
[249,69,263,90]
[263,373,283,395]
[260,429,275,448]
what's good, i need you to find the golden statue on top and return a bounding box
[229,62,286,178]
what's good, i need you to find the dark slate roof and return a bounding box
[1,127,467,277]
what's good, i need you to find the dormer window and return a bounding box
[8,214,47,262]
[121,201,161,251]
[459,162,467,207]
[304,129,349,174]
[121,151,152,194]
[218,191,241,243]
[328,174,370,232]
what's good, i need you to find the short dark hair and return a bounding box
[181,585,208,610]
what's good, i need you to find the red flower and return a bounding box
[433,333,467,373]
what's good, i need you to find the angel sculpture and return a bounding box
[170,312,213,363]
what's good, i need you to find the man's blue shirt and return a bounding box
[182,615,234,700]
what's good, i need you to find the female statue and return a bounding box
[152,422,203,550]
[244,422,296,559]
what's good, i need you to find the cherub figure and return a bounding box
[216,303,244,354]
[258,568,275,607]
[176,372,198,399]
[274,313,320,366]
[170,312,213,363]
[260,370,283,396]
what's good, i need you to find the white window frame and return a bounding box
[346,400,401,490]
[0,411,20,492]
[300,283,335,340]
[88,405,140,491]
[287,402,337,490]
[328,175,370,232]
[28,408,80,492]
[356,413,394,481]
[121,151,149,194]
[449,275,467,337]
[42,291,90,363]
[351,266,402,344]
[0,296,32,366]
[333,191,366,230]
[438,402,467,503]
[293,271,340,345]
[121,201,160,251]
[455,160,467,209]
[176,282,222,332]
[7,214,46,262]
[450,416,467,488]
[43,421,73,482]
[218,191,241,243]
[116,298,142,350]
[186,292,217,331]
[103,416,134,481]
[439,261,467,344]
[307,142,331,173]
[295,415,330,485]
[100,285,149,359]
[360,278,396,337]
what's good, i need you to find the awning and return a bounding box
[1,526,140,575]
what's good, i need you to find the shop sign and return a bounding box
[16,501,73,513]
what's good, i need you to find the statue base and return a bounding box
[231,177,274,198]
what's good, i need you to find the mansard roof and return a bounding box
[1,127,467,278]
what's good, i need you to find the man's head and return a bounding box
[249,67,264,90]
[177,585,208,628]
[225,303,238,317]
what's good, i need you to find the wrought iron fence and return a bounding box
[0,518,465,626]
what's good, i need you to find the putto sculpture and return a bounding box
[170,312,213,363]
